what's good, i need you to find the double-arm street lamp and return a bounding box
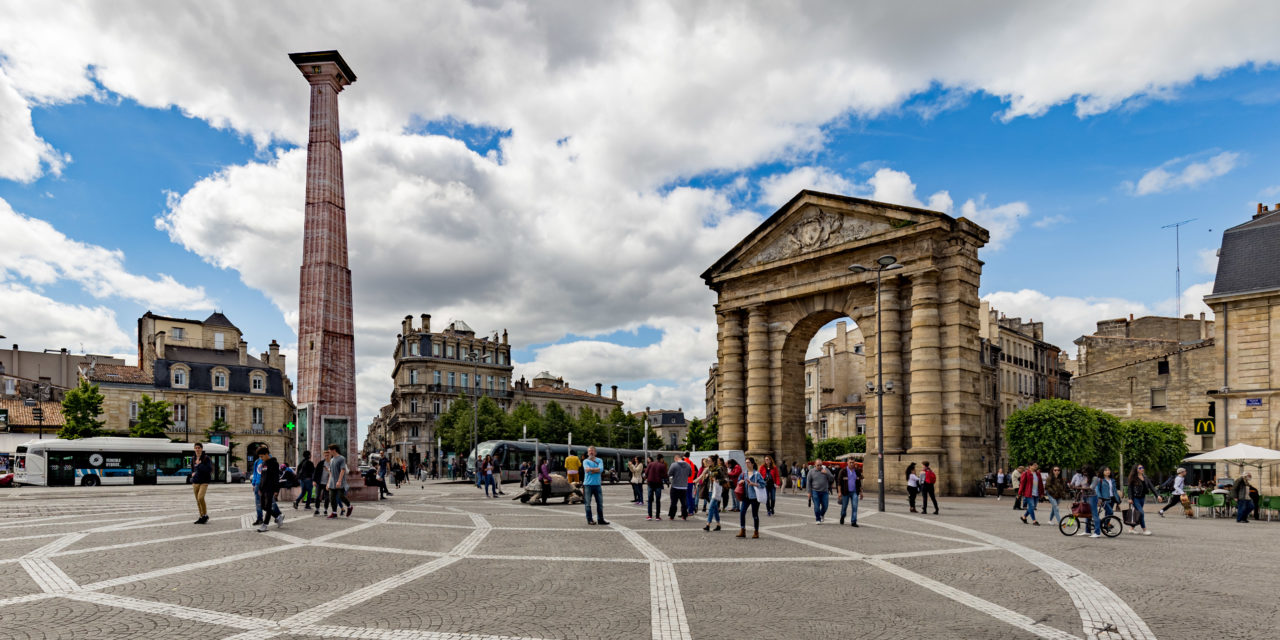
[849,255,903,513]
[465,350,482,481]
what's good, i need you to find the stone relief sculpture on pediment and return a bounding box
[747,207,893,267]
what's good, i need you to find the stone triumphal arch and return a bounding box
[703,191,990,494]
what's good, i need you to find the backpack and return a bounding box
[924,468,937,484]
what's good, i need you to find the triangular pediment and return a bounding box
[703,191,950,282]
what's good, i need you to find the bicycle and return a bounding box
[1058,493,1122,537]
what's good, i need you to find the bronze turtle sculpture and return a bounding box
[514,473,584,504]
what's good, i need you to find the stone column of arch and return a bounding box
[744,306,773,456]
[716,309,746,453]
[868,277,906,454]
[909,270,944,453]
[938,256,985,494]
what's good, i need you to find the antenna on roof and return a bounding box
[1160,218,1196,317]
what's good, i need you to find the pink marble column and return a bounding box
[290,51,368,494]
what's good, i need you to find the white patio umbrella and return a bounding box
[1184,443,1280,468]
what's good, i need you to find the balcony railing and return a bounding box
[251,423,265,434]
[426,384,513,398]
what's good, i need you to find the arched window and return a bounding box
[250,371,266,393]
[212,367,229,391]
[171,364,190,389]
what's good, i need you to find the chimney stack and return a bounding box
[1200,312,1208,340]
[612,385,618,400]
[269,339,281,370]
[502,329,508,345]
[155,331,166,360]
[422,314,431,333]
[402,315,412,335]
[237,340,247,366]
[596,383,602,396]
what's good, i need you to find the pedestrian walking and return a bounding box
[727,459,742,511]
[1018,462,1043,526]
[920,461,940,515]
[537,457,552,505]
[377,454,392,497]
[480,455,496,498]
[835,462,862,527]
[646,454,668,520]
[327,444,352,519]
[905,463,920,513]
[255,447,284,532]
[250,453,266,525]
[807,461,834,524]
[1046,466,1069,523]
[1126,465,1158,535]
[628,456,645,504]
[736,457,766,539]
[1234,473,1255,523]
[581,446,609,525]
[492,457,506,495]
[1011,466,1024,510]
[293,451,315,510]
[1094,467,1119,534]
[315,449,330,516]
[565,450,581,486]
[683,453,700,514]
[668,454,692,520]
[703,463,724,532]
[1071,465,1098,536]
[995,467,1008,500]
[761,456,782,516]
[519,460,530,488]
[191,442,212,524]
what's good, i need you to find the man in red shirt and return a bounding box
[1018,462,1042,525]
[726,459,742,511]
[920,461,940,515]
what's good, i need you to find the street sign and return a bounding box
[31,407,43,422]
[1246,398,1262,407]
[1194,417,1216,435]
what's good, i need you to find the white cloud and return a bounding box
[0,198,213,310]
[1033,214,1068,229]
[1198,248,1219,275]
[959,197,1030,251]
[0,69,67,182]
[1128,151,1240,196]
[0,282,133,354]
[758,167,854,208]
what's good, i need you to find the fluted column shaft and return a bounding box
[745,306,772,455]
[717,311,746,451]
[909,271,943,451]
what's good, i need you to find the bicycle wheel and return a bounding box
[1100,515,1122,538]
[1058,515,1080,536]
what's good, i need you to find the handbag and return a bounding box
[734,478,746,501]
[1122,506,1141,527]
[1070,501,1092,518]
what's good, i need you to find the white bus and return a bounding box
[14,437,229,487]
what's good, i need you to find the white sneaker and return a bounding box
[1142,530,1152,536]
[1089,533,1100,538]
[256,524,269,532]
[815,520,822,525]
[276,514,285,528]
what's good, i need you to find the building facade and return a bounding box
[1072,314,1217,472]
[379,315,514,464]
[86,311,295,464]
[980,301,1072,467]
[803,321,866,442]
[638,409,687,450]
[704,363,718,424]
[1205,204,1280,489]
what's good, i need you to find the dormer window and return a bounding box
[172,365,189,388]
[251,372,265,393]
[409,341,420,356]
[212,368,229,391]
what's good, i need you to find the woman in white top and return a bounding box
[1157,467,1189,518]
[906,462,920,513]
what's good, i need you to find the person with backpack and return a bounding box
[294,451,315,511]
[919,461,940,514]
[255,447,284,532]
[760,456,782,516]
[1018,462,1043,525]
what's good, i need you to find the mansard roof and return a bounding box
[1210,209,1280,298]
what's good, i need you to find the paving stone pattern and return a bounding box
[3,482,1278,639]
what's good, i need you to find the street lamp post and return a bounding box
[849,255,903,513]
[466,349,482,484]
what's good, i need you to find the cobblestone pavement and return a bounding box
[1,481,1276,639]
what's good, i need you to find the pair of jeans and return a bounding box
[315,486,328,512]
[259,491,281,521]
[812,490,829,521]
[329,487,347,513]
[1237,498,1253,522]
[766,484,777,515]
[706,499,720,524]
[647,483,663,517]
[1132,497,1146,529]
[920,483,939,513]
[739,497,760,531]
[1024,496,1037,521]
[686,485,698,513]
[483,475,497,497]
[669,488,688,519]
[254,486,263,520]
[1085,495,1099,533]
[839,492,859,523]
[583,484,604,522]
[1046,495,1060,522]
[295,478,313,508]
[631,483,643,502]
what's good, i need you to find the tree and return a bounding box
[813,436,866,461]
[683,417,710,451]
[509,402,545,441]
[542,401,573,444]
[574,407,606,446]
[1004,399,1100,470]
[435,395,475,456]
[1120,420,1189,476]
[59,378,106,440]
[804,434,815,461]
[131,394,172,438]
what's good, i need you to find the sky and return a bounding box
[1,2,1279,439]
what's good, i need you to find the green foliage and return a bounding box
[509,402,545,440]
[130,394,172,438]
[683,417,719,451]
[542,401,573,444]
[805,434,815,461]
[574,407,605,445]
[1120,420,1190,475]
[813,435,866,460]
[1091,409,1124,473]
[59,378,105,440]
[1004,399,1100,469]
